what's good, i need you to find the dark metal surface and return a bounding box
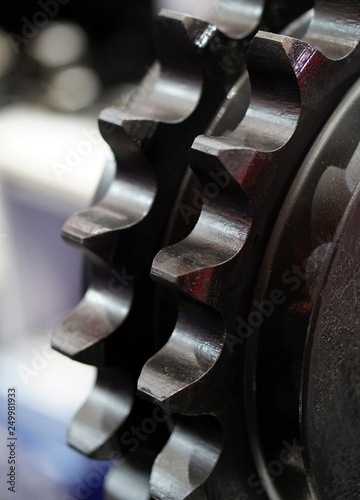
[51,1,360,498]
[304,175,360,498]
[53,1,305,495]
[245,76,360,499]
[139,1,360,498]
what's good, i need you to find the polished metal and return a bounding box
[52,1,360,498]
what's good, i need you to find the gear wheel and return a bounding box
[53,1,360,499]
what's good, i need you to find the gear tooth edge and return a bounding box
[138,303,225,414]
[98,109,157,148]
[54,3,264,464]
[138,11,360,498]
[306,0,360,60]
[61,114,157,261]
[150,421,222,500]
[155,9,210,52]
[61,209,117,260]
[51,279,132,366]
[59,3,273,264]
[67,368,135,458]
[149,18,360,305]
[149,29,310,303]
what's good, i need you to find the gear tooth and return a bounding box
[306,0,360,59]
[62,114,157,261]
[138,6,360,497]
[51,277,132,366]
[61,211,117,261]
[149,18,360,305]
[55,0,266,446]
[155,10,211,59]
[151,191,252,306]
[53,3,350,497]
[150,420,222,500]
[67,369,135,458]
[99,109,156,147]
[138,303,225,414]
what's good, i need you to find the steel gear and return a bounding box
[246,74,360,499]
[53,1,360,499]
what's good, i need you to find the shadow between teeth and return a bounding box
[138,30,303,406]
[53,4,268,465]
[138,3,360,409]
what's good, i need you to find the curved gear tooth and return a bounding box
[52,270,133,366]
[139,2,360,497]
[306,0,360,59]
[67,368,135,458]
[55,2,270,367]
[150,419,222,500]
[139,302,225,414]
[61,9,251,263]
[54,1,278,475]
[151,30,305,302]
[53,2,320,497]
[62,118,156,262]
[151,27,360,307]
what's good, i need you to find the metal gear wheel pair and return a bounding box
[53,1,360,499]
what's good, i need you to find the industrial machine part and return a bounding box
[53,1,360,498]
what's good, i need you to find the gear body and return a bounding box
[52,2,360,499]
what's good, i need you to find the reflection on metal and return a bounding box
[54,6,279,492]
[51,0,360,499]
[247,78,360,500]
[139,1,360,498]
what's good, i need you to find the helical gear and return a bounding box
[53,1,360,499]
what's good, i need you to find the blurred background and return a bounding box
[0,1,209,499]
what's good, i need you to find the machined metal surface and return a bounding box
[53,0,307,490]
[139,1,360,498]
[52,1,360,499]
[246,78,360,499]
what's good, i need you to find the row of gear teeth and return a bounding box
[52,1,360,499]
